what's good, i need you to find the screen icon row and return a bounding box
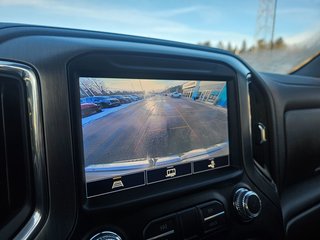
[87,156,229,197]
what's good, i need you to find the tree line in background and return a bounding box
[199,37,286,54]
[80,88,144,98]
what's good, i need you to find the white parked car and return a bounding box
[171,92,182,98]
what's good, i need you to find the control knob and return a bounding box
[233,188,262,221]
[90,231,122,240]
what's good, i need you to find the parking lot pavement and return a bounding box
[83,96,228,166]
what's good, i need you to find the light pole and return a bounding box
[270,0,278,49]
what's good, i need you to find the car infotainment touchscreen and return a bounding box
[79,77,229,197]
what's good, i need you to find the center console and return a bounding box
[68,50,283,240]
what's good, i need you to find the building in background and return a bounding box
[182,81,226,106]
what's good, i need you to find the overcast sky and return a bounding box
[1,0,319,47]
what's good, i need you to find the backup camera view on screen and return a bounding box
[80,77,229,196]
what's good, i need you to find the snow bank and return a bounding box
[82,100,143,126]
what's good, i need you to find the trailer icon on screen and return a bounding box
[166,168,177,178]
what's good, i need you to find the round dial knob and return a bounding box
[90,231,122,240]
[233,188,262,221]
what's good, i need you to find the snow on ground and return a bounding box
[82,100,143,126]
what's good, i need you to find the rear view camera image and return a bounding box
[80,78,229,196]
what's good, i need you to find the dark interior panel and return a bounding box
[285,200,320,240]
[291,53,320,78]
[256,72,320,239]
[257,72,320,191]
[281,175,320,223]
[285,109,320,187]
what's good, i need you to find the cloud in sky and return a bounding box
[1,0,42,5]
[155,6,205,18]
[0,0,319,48]
[0,0,252,47]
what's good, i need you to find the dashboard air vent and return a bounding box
[0,75,33,238]
[249,80,277,190]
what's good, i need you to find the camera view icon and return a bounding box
[166,168,177,178]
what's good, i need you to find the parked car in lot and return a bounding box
[110,95,131,104]
[126,95,139,101]
[132,94,144,100]
[81,103,102,117]
[108,98,121,107]
[123,96,133,102]
[81,96,121,108]
[171,92,182,98]
[90,96,120,108]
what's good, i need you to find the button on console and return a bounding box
[198,201,226,233]
[202,212,225,232]
[200,201,225,219]
[178,208,199,240]
[233,188,262,221]
[144,216,178,240]
[89,231,122,240]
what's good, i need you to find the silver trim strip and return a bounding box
[247,74,253,139]
[146,230,175,240]
[14,211,41,240]
[147,171,192,185]
[87,182,146,198]
[204,211,225,222]
[0,61,46,240]
[193,163,230,174]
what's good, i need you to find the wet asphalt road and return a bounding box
[83,96,228,166]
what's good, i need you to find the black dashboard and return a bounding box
[0,24,319,240]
